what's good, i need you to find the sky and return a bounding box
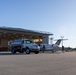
[0,0,76,48]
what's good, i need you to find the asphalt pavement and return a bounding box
[0,51,76,75]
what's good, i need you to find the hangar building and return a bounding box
[0,27,53,51]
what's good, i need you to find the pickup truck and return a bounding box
[8,39,40,54]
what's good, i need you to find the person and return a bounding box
[62,45,65,53]
[42,44,45,53]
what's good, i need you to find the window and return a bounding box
[25,40,34,44]
[12,40,22,44]
[33,39,42,43]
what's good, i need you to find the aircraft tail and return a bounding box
[55,39,61,45]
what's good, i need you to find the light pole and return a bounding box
[61,36,64,46]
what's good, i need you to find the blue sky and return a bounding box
[0,0,76,48]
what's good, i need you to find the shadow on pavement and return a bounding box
[0,51,27,56]
[0,51,62,56]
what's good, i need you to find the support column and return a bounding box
[42,36,49,44]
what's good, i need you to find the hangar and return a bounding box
[0,27,53,51]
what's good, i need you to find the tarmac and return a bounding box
[0,51,76,75]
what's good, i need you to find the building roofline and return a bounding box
[0,26,53,35]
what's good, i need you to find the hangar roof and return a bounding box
[0,27,53,35]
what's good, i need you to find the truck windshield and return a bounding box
[26,40,34,44]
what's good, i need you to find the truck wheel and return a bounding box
[11,48,16,54]
[26,48,30,54]
[34,51,39,54]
